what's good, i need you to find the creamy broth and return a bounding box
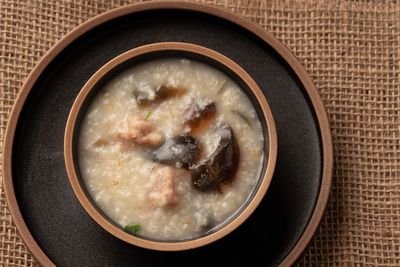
[78,58,264,240]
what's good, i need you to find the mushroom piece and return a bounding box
[91,137,110,147]
[134,84,186,107]
[151,135,200,169]
[183,100,216,132]
[189,125,239,191]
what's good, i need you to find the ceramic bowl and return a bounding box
[64,42,277,251]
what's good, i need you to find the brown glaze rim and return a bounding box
[1,1,333,266]
[64,41,278,252]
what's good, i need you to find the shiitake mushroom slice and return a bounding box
[183,100,216,133]
[151,135,200,169]
[134,85,186,107]
[189,125,239,191]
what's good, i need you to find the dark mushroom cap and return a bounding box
[190,125,239,191]
[151,135,200,169]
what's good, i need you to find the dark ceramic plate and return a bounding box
[3,2,332,267]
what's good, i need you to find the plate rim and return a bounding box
[2,1,333,266]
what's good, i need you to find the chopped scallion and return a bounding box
[124,224,141,234]
[144,111,152,120]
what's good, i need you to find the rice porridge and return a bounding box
[78,58,264,240]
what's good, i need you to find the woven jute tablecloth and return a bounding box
[1,0,400,266]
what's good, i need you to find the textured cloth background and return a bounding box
[1,0,400,266]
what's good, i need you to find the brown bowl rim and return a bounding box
[1,1,333,266]
[64,41,278,251]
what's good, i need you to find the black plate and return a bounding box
[7,3,331,266]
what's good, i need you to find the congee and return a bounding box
[78,58,264,240]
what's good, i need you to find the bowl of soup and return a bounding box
[64,42,277,250]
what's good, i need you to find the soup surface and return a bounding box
[78,58,264,240]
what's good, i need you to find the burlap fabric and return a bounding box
[1,0,400,266]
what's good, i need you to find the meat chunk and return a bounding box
[149,167,178,208]
[115,115,164,146]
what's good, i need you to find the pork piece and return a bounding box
[151,135,200,169]
[183,99,216,132]
[189,125,239,191]
[115,115,164,146]
[149,167,178,208]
